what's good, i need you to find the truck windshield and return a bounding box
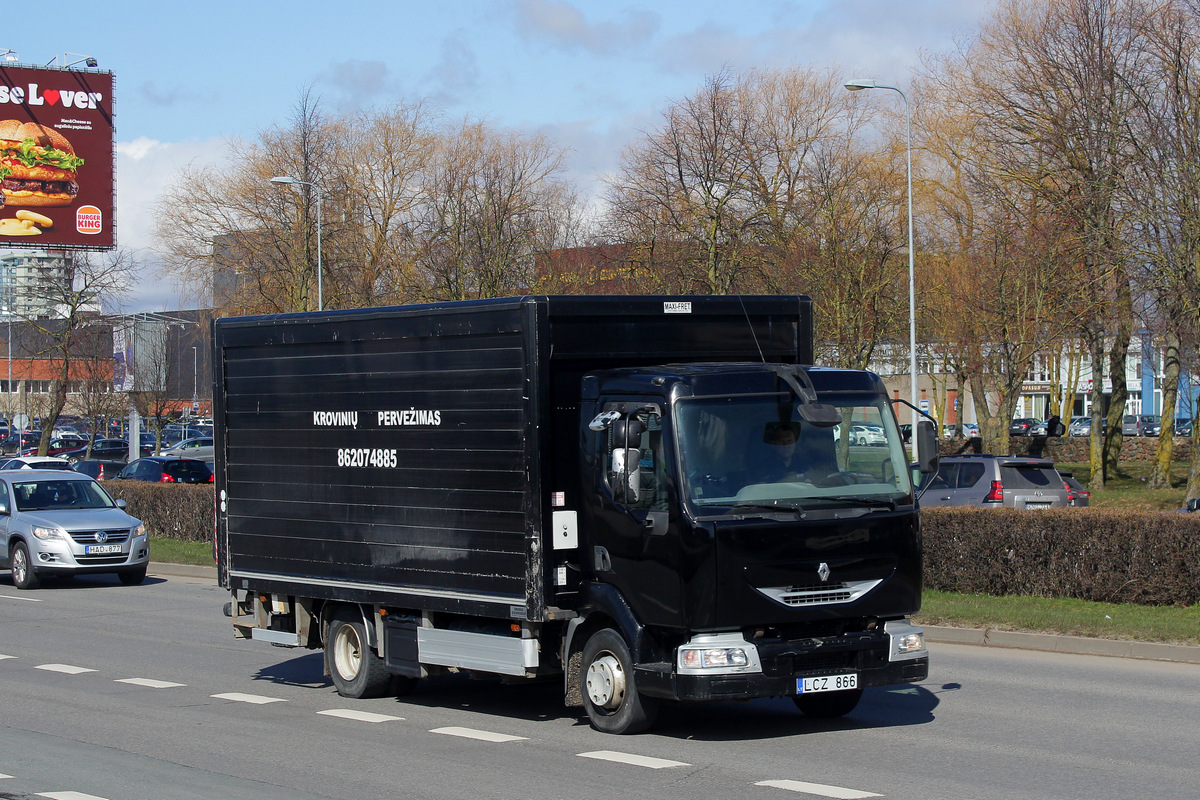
[675,393,913,510]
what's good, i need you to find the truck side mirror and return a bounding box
[915,419,939,474]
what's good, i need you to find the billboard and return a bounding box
[0,65,115,250]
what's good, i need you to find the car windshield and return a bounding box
[676,391,913,512]
[13,478,117,511]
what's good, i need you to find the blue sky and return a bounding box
[5,0,989,311]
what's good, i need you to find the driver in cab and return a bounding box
[753,422,807,483]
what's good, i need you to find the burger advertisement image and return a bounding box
[0,65,114,250]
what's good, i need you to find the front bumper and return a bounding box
[28,533,149,576]
[636,623,929,702]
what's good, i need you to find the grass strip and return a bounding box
[916,588,1200,646]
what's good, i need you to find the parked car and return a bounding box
[114,457,213,484]
[58,439,152,465]
[942,423,979,439]
[19,435,89,457]
[0,456,74,471]
[1067,416,1090,436]
[160,436,214,461]
[1,431,41,455]
[1008,418,1041,437]
[848,423,887,446]
[920,454,1070,509]
[1175,418,1193,437]
[0,469,148,589]
[70,460,125,481]
[1057,470,1091,507]
[1122,414,1160,437]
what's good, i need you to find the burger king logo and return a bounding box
[76,205,102,235]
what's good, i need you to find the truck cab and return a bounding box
[565,363,930,732]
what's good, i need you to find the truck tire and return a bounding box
[580,628,658,734]
[10,542,41,590]
[793,687,863,718]
[327,609,392,699]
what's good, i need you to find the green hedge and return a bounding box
[99,483,1200,608]
[102,482,213,542]
[923,507,1200,606]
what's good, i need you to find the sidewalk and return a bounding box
[152,563,1200,666]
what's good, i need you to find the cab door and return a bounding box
[587,401,684,628]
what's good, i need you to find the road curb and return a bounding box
[150,564,1200,666]
[924,625,1200,665]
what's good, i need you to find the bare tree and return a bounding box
[20,250,135,456]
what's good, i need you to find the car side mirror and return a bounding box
[116,499,127,509]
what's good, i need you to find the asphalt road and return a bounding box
[2,568,1198,800]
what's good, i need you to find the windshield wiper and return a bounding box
[724,500,808,518]
[806,495,898,511]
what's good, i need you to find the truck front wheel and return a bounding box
[580,628,659,734]
[327,609,392,699]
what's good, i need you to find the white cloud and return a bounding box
[114,136,230,312]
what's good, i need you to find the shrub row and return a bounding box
[104,483,213,542]
[102,483,1200,608]
[923,506,1200,606]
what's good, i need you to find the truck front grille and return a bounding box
[755,579,881,607]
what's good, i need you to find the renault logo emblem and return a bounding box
[817,562,831,582]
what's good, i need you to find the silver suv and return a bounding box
[1,470,147,589]
[920,454,1070,510]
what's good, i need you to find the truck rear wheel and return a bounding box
[580,628,659,734]
[793,687,863,718]
[327,609,392,699]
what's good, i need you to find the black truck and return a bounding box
[214,295,935,734]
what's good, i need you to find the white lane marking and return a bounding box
[115,678,186,689]
[211,692,287,705]
[577,751,690,769]
[36,664,97,675]
[430,726,527,742]
[317,709,403,723]
[755,779,883,798]
[0,654,15,660]
[0,593,41,602]
[0,772,11,778]
[38,792,110,800]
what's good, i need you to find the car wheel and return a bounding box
[10,542,41,590]
[326,608,393,699]
[118,565,147,585]
[580,628,659,734]
[793,687,863,718]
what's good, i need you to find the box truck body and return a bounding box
[214,295,930,733]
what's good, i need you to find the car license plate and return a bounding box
[1026,502,1052,509]
[86,544,122,555]
[797,674,858,694]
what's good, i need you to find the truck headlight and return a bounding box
[884,620,927,660]
[681,647,749,669]
[677,633,762,675]
[33,526,64,541]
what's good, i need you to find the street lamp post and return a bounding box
[270,175,323,311]
[844,79,918,429]
[191,346,198,420]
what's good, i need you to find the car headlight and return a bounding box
[133,524,146,538]
[32,525,64,541]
